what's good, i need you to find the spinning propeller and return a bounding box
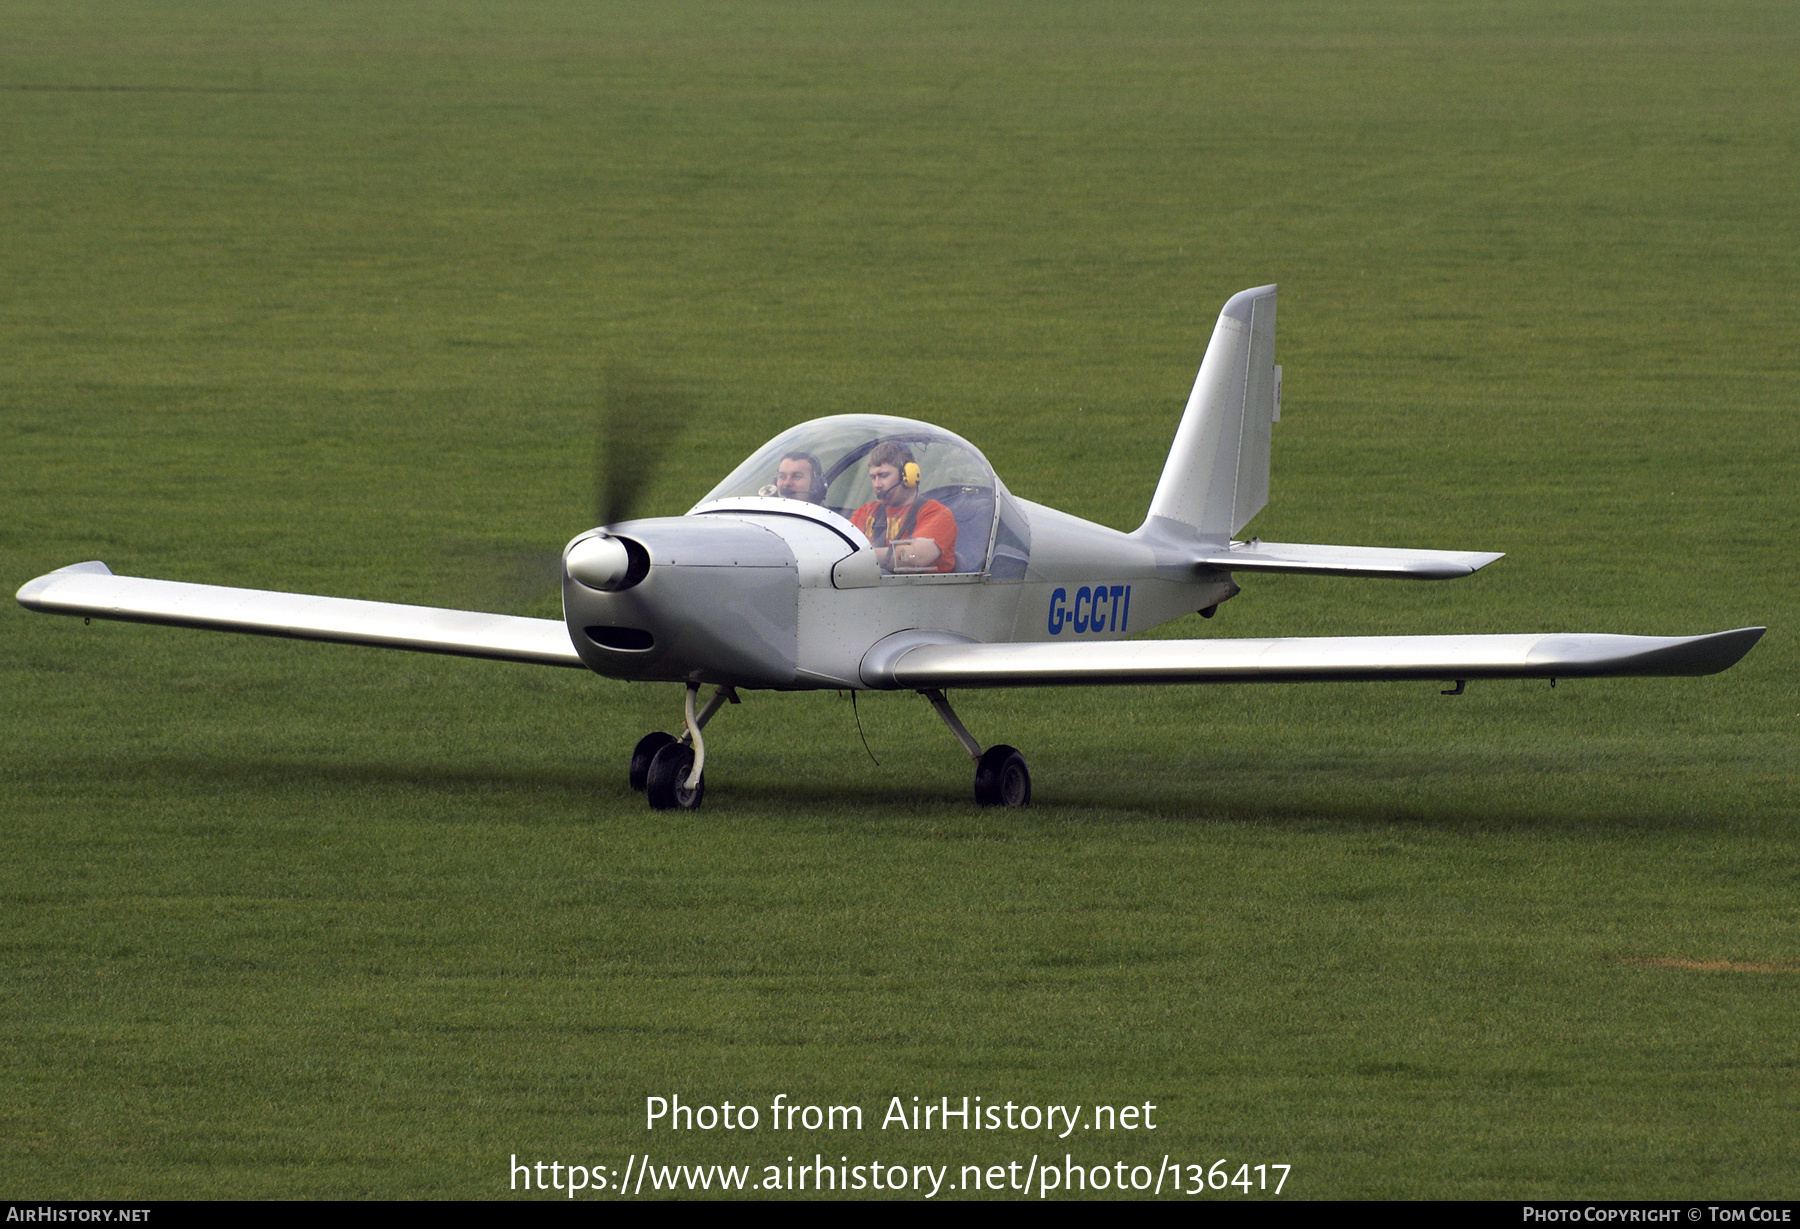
[567,364,692,591]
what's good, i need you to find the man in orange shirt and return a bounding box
[850,441,958,573]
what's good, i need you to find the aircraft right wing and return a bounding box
[16,561,584,668]
[863,627,1765,689]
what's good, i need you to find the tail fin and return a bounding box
[1139,284,1279,543]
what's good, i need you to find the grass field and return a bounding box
[4,0,1796,1200]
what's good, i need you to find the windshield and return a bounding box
[696,414,1022,577]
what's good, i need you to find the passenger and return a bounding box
[768,451,825,502]
[850,441,957,573]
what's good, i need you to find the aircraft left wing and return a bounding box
[16,562,585,668]
[864,628,1765,689]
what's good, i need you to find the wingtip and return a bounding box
[1675,626,1766,675]
[17,561,112,609]
[1715,626,1767,667]
[1532,626,1768,677]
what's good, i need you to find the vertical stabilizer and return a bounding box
[1139,284,1278,543]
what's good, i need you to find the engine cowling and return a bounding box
[562,518,800,687]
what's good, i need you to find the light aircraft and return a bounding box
[17,285,1764,810]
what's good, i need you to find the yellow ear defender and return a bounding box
[903,461,921,489]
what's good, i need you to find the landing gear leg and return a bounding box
[642,683,737,811]
[920,688,1031,808]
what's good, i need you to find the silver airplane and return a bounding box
[17,286,1764,810]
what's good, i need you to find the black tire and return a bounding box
[645,743,704,811]
[973,744,1031,808]
[629,731,676,792]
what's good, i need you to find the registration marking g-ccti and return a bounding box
[1047,585,1130,636]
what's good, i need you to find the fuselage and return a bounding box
[561,499,1238,690]
[559,412,1240,690]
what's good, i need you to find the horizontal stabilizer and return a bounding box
[16,562,584,668]
[869,628,1765,689]
[1195,540,1505,580]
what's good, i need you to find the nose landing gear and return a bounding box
[645,742,703,810]
[630,682,737,811]
[628,731,675,791]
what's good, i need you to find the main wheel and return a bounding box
[973,744,1031,808]
[629,731,676,791]
[645,742,704,811]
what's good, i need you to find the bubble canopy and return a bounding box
[692,414,1030,579]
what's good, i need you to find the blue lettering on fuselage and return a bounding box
[1048,584,1130,636]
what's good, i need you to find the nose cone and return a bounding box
[562,517,800,687]
[565,533,634,590]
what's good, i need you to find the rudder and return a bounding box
[1140,284,1278,543]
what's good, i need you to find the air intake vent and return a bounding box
[585,625,654,651]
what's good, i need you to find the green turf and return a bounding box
[4,0,1796,1200]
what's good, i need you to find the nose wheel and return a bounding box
[628,683,736,810]
[629,731,676,792]
[645,743,704,810]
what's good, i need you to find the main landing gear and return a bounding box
[627,685,1032,810]
[629,682,737,811]
[922,688,1032,808]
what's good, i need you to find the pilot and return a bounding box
[765,451,825,503]
[850,441,957,573]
